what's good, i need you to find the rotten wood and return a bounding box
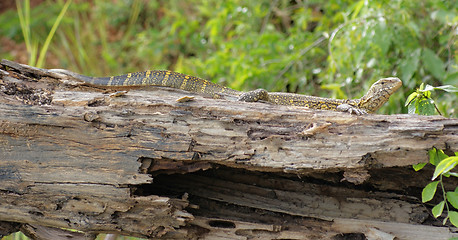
[0,60,457,239]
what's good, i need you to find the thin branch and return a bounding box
[259,0,278,35]
[327,15,381,74]
[276,36,326,80]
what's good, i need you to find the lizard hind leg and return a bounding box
[238,89,269,102]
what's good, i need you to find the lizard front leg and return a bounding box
[336,104,367,115]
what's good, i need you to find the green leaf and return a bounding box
[447,192,458,209]
[373,22,391,55]
[422,84,435,92]
[407,21,420,37]
[429,148,449,166]
[408,102,417,114]
[422,48,446,79]
[432,157,458,180]
[438,150,450,161]
[432,201,445,218]
[419,83,425,91]
[405,92,418,107]
[431,10,457,25]
[406,84,439,116]
[400,48,421,82]
[418,98,437,116]
[443,72,458,86]
[413,162,427,171]
[443,216,449,225]
[449,211,458,228]
[351,0,365,20]
[434,85,458,92]
[429,148,438,165]
[422,181,439,202]
[421,89,432,99]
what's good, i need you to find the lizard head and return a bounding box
[358,77,402,113]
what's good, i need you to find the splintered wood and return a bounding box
[0,60,457,239]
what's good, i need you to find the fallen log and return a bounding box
[0,60,457,239]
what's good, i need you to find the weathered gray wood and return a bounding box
[185,216,457,240]
[20,224,91,240]
[0,60,457,239]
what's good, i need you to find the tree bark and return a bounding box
[1,60,457,239]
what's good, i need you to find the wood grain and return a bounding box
[1,61,457,239]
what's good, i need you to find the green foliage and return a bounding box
[0,0,456,115]
[2,232,29,240]
[422,180,439,202]
[432,200,445,218]
[405,83,458,115]
[15,0,71,67]
[412,162,427,171]
[432,156,458,180]
[447,192,458,209]
[415,148,458,228]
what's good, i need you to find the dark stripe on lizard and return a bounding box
[47,68,402,115]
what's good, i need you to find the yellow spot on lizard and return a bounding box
[180,76,188,90]
[108,76,114,86]
[162,71,171,86]
[142,70,151,85]
[123,73,132,86]
[201,82,207,93]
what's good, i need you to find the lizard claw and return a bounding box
[336,104,367,115]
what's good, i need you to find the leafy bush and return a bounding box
[406,83,458,115]
[0,0,456,116]
[0,2,456,239]
[414,148,458,228]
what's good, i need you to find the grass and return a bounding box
[16,0,72,68]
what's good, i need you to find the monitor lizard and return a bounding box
[46,69,401,115]
[1,58,400,115]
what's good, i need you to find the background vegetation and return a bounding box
[0,0,457,238]
[0,0,456,116]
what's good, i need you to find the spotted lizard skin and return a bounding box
[49,69,402,114]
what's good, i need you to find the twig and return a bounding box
[275,36,326,80]
[328,15,380,74]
